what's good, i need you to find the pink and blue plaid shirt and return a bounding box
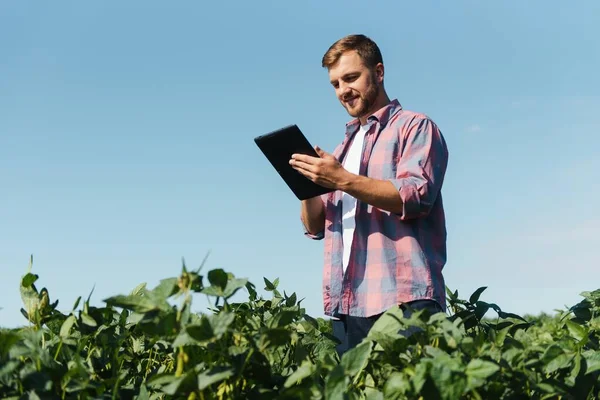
[304,99,449,318]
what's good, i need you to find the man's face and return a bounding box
[328,50,381,120]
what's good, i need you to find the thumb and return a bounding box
[314,145,327,158]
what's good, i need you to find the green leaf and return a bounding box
[147,373,180,387]
[302,314,319,330]
[197,366,235,390]
[260,328,292,348]
[159,369,198,396]
[60,315,76,338]
[570,301,592,322]
[284,360,316,388]
[341,341,372,377]
[383,372,411,399]
[81,313,97,327]
[28,391,41,400]
[130,282,147,296]
[208,269,228,290]
[71,296,81,312]
[536,382,559,394]
[494,324,511,347]
[469,287,487,304]
[364,387,385,400]
[474,301,490,321]
[200,286,222,297]
[286,292,297,307]
[325,365,348,400]
[186,312,234,343]
[187,318,215,342]
[454,309,478,330]
[368,306,405,337]
[497,310,528,323]
[104,293,158,313]
[189,272,204,292]
[210,312,235,338]
[445,286,457,300]
[264,277,275,291]
[542,345,573,374]
[0,331,20,358]
[0,360,20,382]
[152,278,178,299]
[132,337,145,354]
[223,278,248,299]
[136,384,150,400]
[412,362,429,393]
[20,274,40,316]
[22,273,38,288]
[583,349,600,374]
[269,310,297,328]
[568,352,582,383]
[465,359,499,379]
[565,320,587,342]
[172,331,196,347]
[245,281,257,301]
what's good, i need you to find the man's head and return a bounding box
[322,34,388,123]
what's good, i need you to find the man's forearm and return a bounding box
[340,173,403,214]
[301,196,325,235]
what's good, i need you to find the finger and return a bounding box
[315,145,333,159]
[292,165,316,181]
[314,145,325,157]
[291,153,319,164]
[290,159,318,173]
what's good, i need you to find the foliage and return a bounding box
[1,255,599,399]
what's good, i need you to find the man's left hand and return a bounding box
[290,146,352,190]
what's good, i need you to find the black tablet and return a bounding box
[254,124,335,200]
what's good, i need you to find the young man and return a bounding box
[290,34,449,356]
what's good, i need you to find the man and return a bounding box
[289,34,449,356]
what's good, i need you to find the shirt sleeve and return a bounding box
[389,115,449,220]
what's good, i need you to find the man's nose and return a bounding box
[340,85,352,98]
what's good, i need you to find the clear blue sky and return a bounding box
[1,1,599,328]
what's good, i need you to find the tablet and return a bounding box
[254,124,335,200]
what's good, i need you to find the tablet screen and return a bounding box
[254,125,335,200]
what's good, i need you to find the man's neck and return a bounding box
[359,93,391,125]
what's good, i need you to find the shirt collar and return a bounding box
[345,99,403,136]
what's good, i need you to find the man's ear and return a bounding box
[375,63,385,83]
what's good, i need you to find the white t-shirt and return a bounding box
[341,124,368,274]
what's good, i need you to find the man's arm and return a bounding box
[338,176,403,214]
[290,117,447,218]
[290,146,403,214]
[300,195,325,236]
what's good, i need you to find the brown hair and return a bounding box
[321,34,383,69]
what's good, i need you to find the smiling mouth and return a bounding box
[344,96,359,105]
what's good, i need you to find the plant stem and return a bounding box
[144,346,154,380]
[54,340,63,360]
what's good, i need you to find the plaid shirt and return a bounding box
[304,99,449,318]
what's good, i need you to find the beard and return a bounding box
[341,76,380,119]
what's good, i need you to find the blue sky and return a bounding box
[1,1,599,328]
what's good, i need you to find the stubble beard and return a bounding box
[343,79,380,120]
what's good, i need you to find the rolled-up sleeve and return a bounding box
[389,115,448,220]
[303,225,324,240]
